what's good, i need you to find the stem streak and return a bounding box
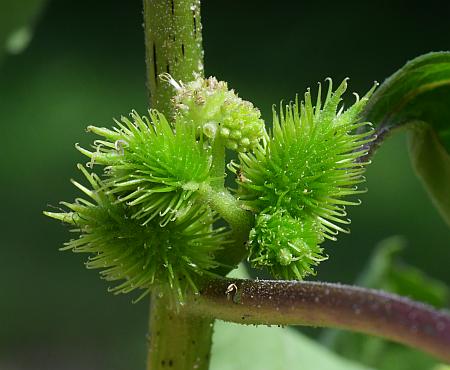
[143,0,203,117]
[187,278,450,362]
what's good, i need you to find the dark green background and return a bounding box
[0,1,449,369]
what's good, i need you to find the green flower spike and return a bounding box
[76,110,212,226]
[164,74,266,152]
[237,79,377,279]
[44,165,225,303]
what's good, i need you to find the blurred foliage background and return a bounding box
[0,0,449,369]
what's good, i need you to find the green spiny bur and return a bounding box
[238,79,377,279]
[169,75,265,152]
[77,110,212,226]
[45,165,225,303]
[249,208,326,280]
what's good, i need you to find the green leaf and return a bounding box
[356,236,449,308]
[363,52,450,225]
[408,124,450,227]
[0,0,47,63]
[211,322,374,370]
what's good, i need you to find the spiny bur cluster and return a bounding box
[45,108,229,303]
[236,79,376,279]
[45,75,376,302]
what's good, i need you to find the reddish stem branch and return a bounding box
[187,278,450,362]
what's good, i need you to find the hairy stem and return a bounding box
[143,1,212,369]
[147,292,214,370]
[144,0,203,117]
[186,278,450,362]
[359,124,406,163]
[359,119,450,226]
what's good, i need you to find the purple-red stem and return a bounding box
[187,278,450,362]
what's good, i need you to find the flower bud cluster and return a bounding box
[172,76,265,151]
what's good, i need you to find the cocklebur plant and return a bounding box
[45,74,373,303]
[44,1,450,369]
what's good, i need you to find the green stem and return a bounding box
[198,183,254,269]
[146,292,214,370]
[143,1,212,369]
[143,0,204,117]
[209,135,226,189]
[203,134,253,270]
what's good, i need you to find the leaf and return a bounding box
[363,52,450,225]
[211,322,375,370]
[356,236,449,308]
[0,0,47,63]
[364,52,450,150]
[408,124,450,227]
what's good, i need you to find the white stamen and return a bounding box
[159,73,182,90]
